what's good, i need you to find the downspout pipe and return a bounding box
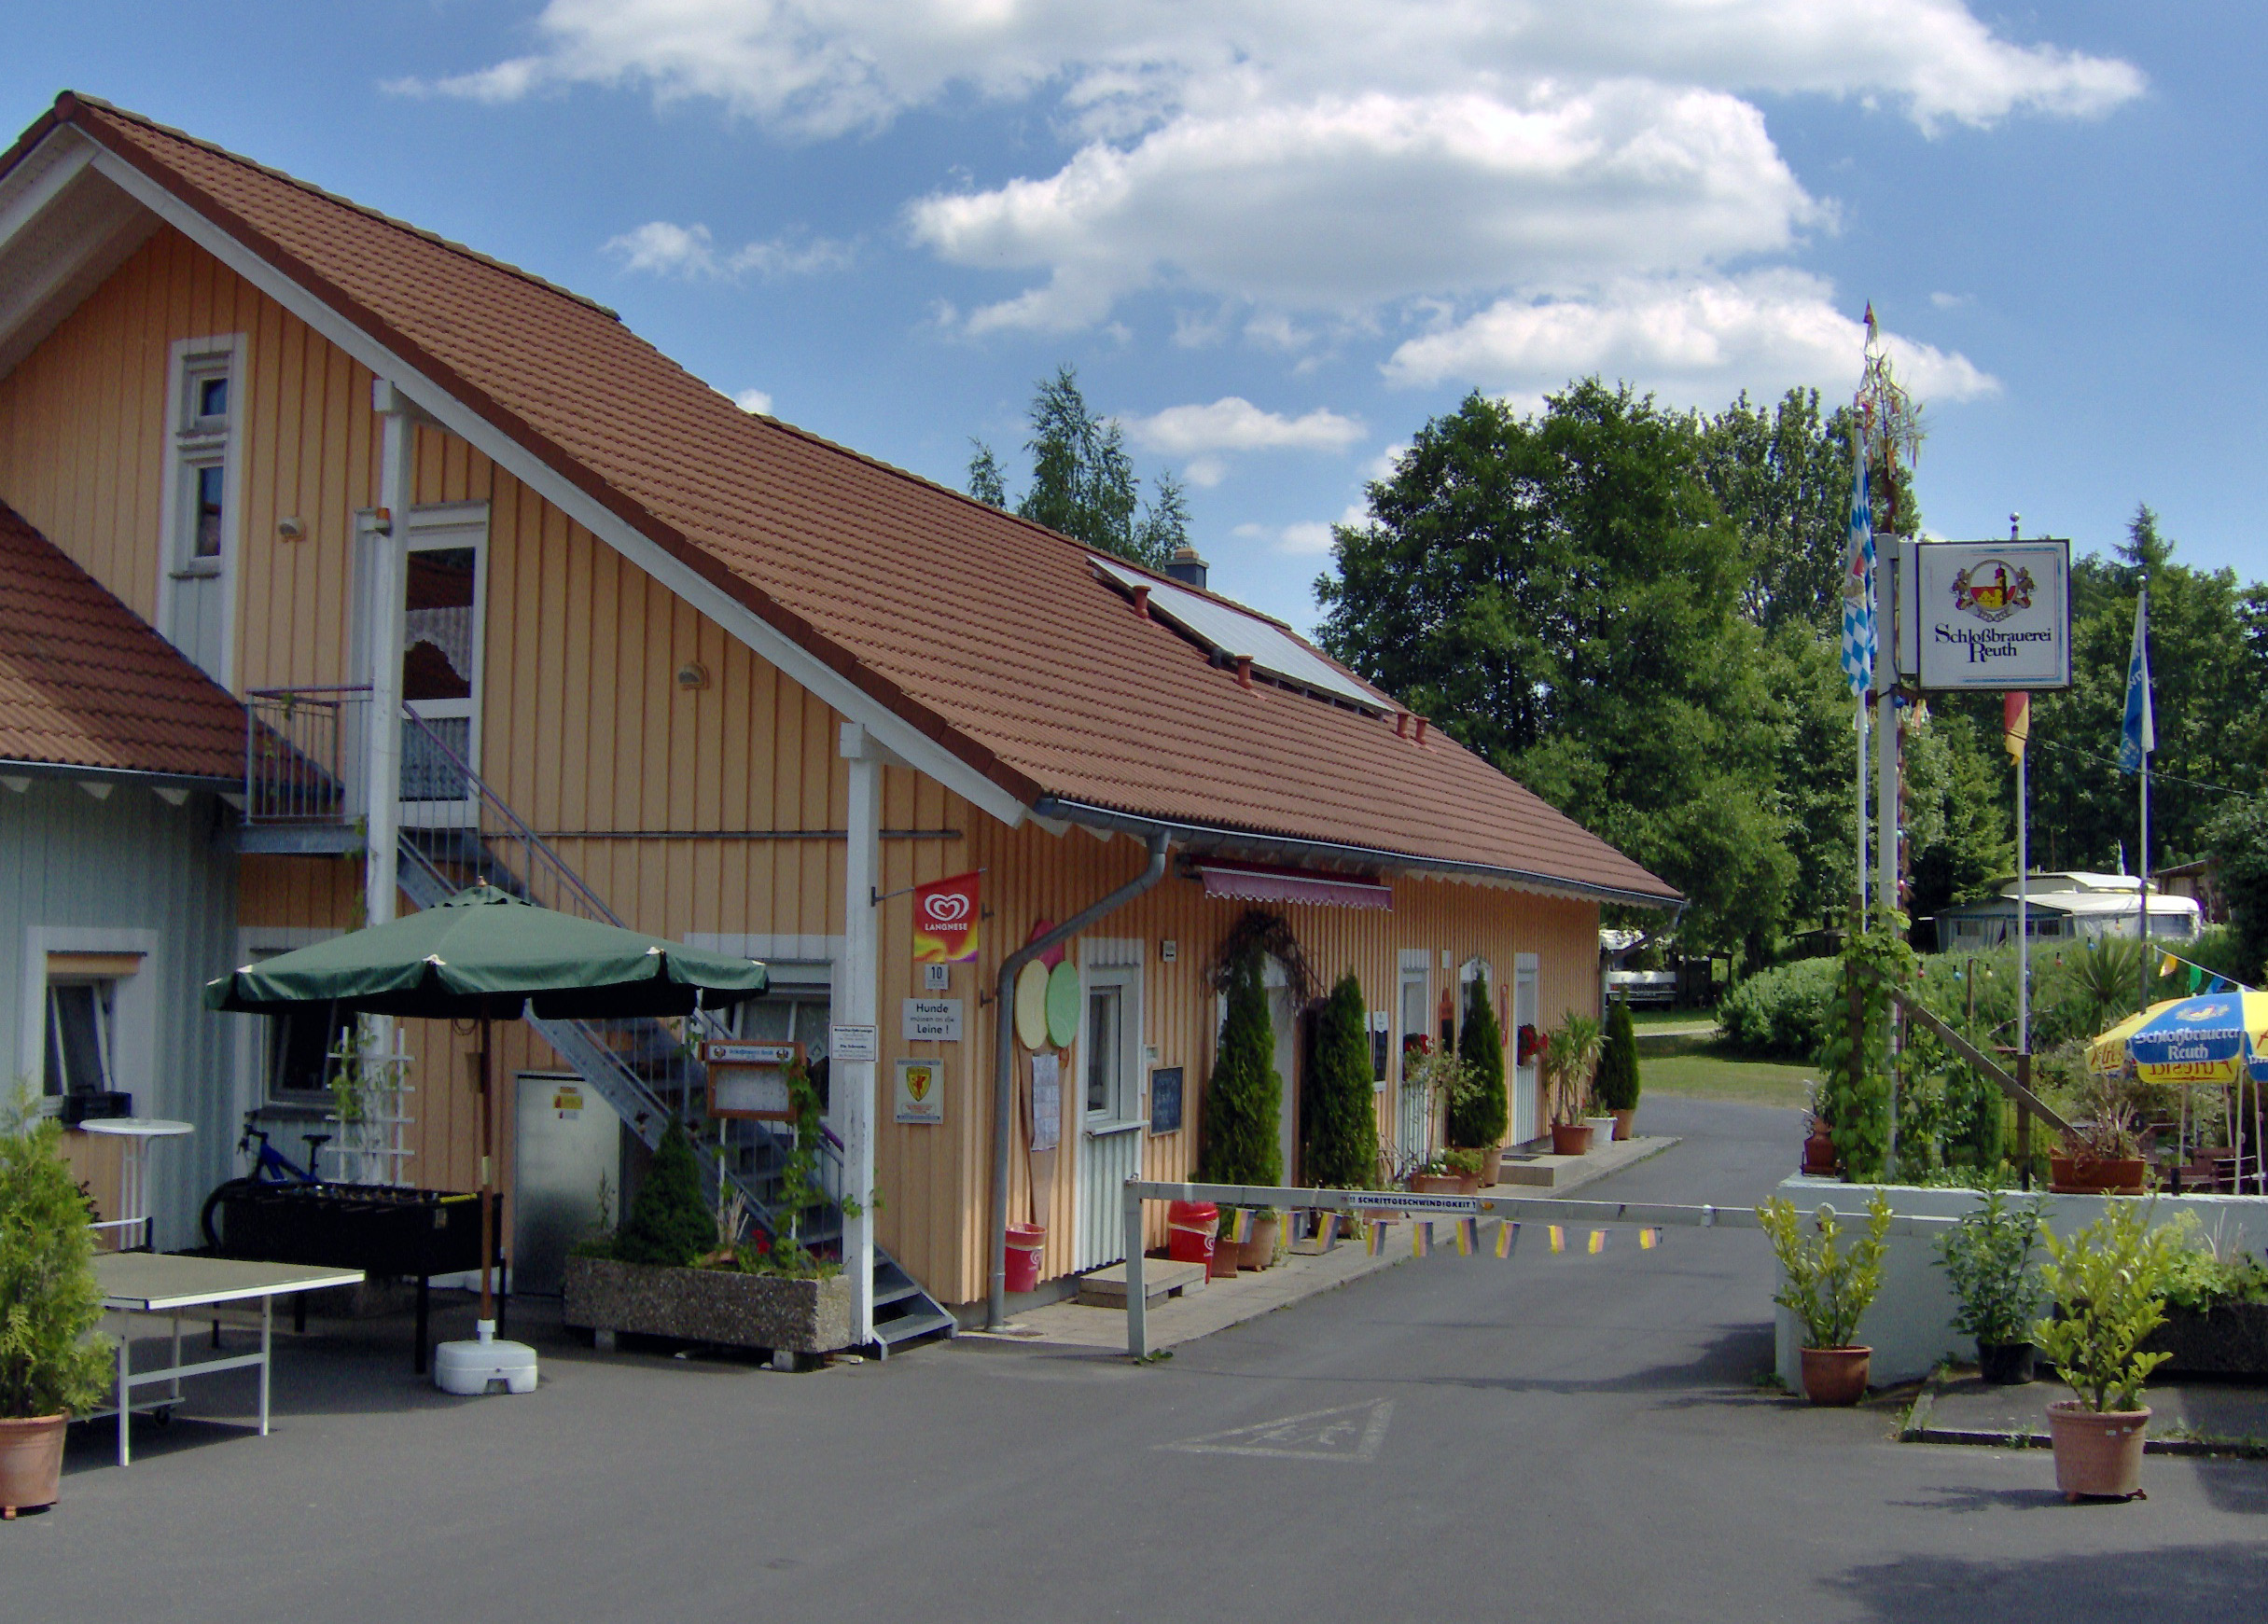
[988,829,1171,1329]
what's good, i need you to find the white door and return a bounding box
[1513,954,1540,1144]
[1259,956,1300,1186]
[1397,955,1430,1162]
[398,514,487,824]
[1074,943,1146,1271]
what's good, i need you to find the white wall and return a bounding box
[1770,1174,2268,1387]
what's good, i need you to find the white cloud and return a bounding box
[437,2,2136,379]
[734,388,775,415]
[1382,271,1999,405]
[1236,503,1371,556]
[603,220,852,280]
[1122,397,1366,457]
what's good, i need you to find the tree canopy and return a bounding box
[968,365,1189,569]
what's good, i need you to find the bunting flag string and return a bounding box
[1454,1217,1480,1256]
[1343,1214,1665,1260]
[1496,1220,1519,1259]
[1366,1220,1388,1257]
[1587,1228,1606,1256]
[1411,1221,1432,1258]
[1229,1207,1257,1244]
[1548,1224,1565,1254]
[1639,1227,1662,1250]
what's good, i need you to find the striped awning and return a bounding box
[1195,862,1391,910]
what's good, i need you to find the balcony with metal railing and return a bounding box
[237,686,372,854]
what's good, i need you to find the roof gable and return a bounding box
[12,94,1676,905]
[0,502,243,782]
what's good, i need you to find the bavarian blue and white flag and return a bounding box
[2118,589,2154,774]
[1839,437,1876,698]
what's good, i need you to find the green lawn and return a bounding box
[1627,1006,1718,1033]
[1635,1032,1816,1110]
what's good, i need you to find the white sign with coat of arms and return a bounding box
[1902,539,2071,692]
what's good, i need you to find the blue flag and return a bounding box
[2118,590,2153,774]
[1839,439,1875,698]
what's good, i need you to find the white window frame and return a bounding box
[19,927,160,1119]
[1397,949,1430,1086]
[1080,939,1146,1131]
[44,978,118,1097]
[230,927,341,1120]
[154,333,248,690]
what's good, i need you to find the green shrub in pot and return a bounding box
[2,1092,112,1515]
[1935,1189,2046,1382]
[2033,1203,2182,1414]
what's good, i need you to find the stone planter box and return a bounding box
[564,1256,854,1354]
[2139,1300,2268,1377]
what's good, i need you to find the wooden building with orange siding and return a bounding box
[0,93,1677,1344]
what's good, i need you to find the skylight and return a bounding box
[1092,558,1390,714]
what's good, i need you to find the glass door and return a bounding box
[399,533,484,824]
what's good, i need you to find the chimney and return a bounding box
[1163,545,1208,590]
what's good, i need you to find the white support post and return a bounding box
[365,382,415,931]
[839,722,884,1346]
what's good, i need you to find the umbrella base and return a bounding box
[435,1322,538,1395]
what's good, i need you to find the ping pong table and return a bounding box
[92,1252,364,1464]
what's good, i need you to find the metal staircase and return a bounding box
[390,715,954,1356]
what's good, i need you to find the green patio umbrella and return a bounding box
[203,884,769,1369]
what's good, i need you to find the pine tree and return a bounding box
[1198,946,1283,1187]
[1594,997,1641,1113]
[1304,972,1378,1188]
[0,1101,111,1418]
[612,1117,713,1269]
[1448,974,1508,1148]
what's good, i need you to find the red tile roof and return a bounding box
[0,502,243,781]
[24,94,1676,903]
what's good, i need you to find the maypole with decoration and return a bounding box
[1852,304,1924,1174]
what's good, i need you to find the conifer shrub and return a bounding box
[1594,998,1641,1113]
[1,1096,111,1419]
[611,1117,713,1269]
[1304,972,1378,1188]
[1199,944,1283,1188]
[1448,974,1508,1148]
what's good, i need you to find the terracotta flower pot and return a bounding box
[1206,1239,1241,1280]
[1612,1109,1635,1143]
[2047,1401,2150,1500]
[1551,1123,1593,1157]
[1475,1145,1505,1187]
[0,1413,68,1519]
[1802,1121,1839,1176]
[1237,1213,1282,1270]
[2048,1153,2147,1195]
[1799,1345,1871,1407]
[1408,1173,1465,1195]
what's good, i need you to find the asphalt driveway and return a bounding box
[10,1094,2265,1622]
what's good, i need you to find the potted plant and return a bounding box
[1935,1188,2047,1384]
[2,1095,113,1517]
[2031,1201,2183,1501]
[1800,1081,1839,1176]
[1402,1042,1471,1176]
[1449,976,1508,1183]
[564,1076,858,1357]
[1544,1014,1603,1156]
[1756,1191,1893,1406]
[1595,998,1641,1141]
[2141,1215,2268,1375]
[1197,943,1284,1270]
[2047,1060,2149,1195]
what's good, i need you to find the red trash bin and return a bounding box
[1004,1223,1046,1293]
[1165,1201,1219,1267]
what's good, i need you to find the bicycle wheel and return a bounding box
[200,1178,258,1250]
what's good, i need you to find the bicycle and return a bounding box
[198,1113,332,1248]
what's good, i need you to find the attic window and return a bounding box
[1089,557,1388,715]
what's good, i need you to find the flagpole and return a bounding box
[2136,576,2151,1017]
[2015,716,2029,1054]
[1857,701,1869,917]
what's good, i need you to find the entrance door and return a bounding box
[1397,952,1430,1162]
[1073,942,1145,1271]
[1512,954,1540,1145]
[1259,957,1300,1185]
[398,511,486,824]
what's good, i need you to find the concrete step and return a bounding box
[1488,1133,1675,1192]
[1075,1257,1207,1310]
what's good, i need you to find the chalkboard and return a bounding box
[1148,1066,1184,1135]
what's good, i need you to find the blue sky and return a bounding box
[7,3,2257,631]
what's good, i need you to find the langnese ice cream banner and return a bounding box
[911,870,982,965]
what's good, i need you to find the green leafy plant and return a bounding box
[1,1090,113,1418]
[2158,1213,2268,1313]
[1440,1146,1485,1178]
[1303,972,1379,1188]
[1447,975,1507,1149]
[1935,1189,2046,1346]
[1756,1191,1894,1350]
[2032,1201,2183,1413]
[1543,1012,1603,1128]
[1593,998,1641,1114]
[1813,917,1914,1181]
[1198,942,1283,1196]
[735,1058,837,1280]
[610,1117,713,1269]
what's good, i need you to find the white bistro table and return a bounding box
[77,1117,194,1251]
[92,1252,364,1464]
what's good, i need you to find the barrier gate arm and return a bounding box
[1119,1179,1955,1358]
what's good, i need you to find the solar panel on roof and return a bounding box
[1092,559,1389,714]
